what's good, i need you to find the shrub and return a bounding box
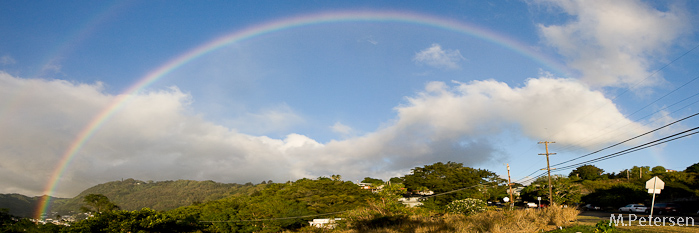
[445,198,487,215]
[594,220,616,233]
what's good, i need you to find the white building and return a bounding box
[309,218,341,229]
[398,197,424,207]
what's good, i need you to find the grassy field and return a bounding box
[331,205,579,233]
[327,208,699,233]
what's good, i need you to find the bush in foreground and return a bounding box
[445,198,487,216]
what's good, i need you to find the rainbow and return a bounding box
[35,11,569,219]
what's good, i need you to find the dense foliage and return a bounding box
[2,161,698,232]
[401,161,506,209]
[520,175,581,206]
[686,162,699,173]
[568,165,604,180]
[577,162,699,211]
[80,194,119,213]
[167,177,372,232]
[580,183,648,208]
[360,177,384,185]
[54,179,255,215]
[65,208,194,233]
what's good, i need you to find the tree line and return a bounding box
[519,163,699,211]
[2,161,698,232]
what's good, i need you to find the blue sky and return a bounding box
[1,0,699,197]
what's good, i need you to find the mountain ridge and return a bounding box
[1,178,263,217]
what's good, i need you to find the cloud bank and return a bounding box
[0,71,646,197]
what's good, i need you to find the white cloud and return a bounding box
[413,44,465,69]
[534,0,689,88]
[358,36,378,45]
[395,78,648,147]
[0,72,652,197]
[0,55,15,65]
[331,122,353,135]
[41,62,63,73]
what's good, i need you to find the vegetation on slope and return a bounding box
[0,194,68,218]
[2,161,699,232]
[572,164,699,212]
[169,177,371,232]
[53,178,259,214]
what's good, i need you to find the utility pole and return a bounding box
[626,169,629,181]
[539,141,556,206]
[506,164,514,209]
[640,167,642,179]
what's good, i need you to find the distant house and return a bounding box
[357,183,384,193]
[666,169,677,172]
[309,218,340,229]
[416,190,434,196]
[509,187,524,197]
[398,197,424,207]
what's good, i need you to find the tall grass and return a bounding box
[336,205,579,233]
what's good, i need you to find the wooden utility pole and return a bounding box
[626,169,629,181]
[506,164,514,209]
[539,141,556,206]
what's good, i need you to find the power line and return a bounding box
[553,127,699,171]
[515,170,542,184]
[621,43,699,95]
[550,112,699,168]
[518,123,699,184]
[624,74,699,120]
[542,44,699,154]
[540,127,698,179]
[200,211,347,223]
[634,92,699,122]
[514,45,699,183]
[525,44,699,182]
[516,172,548,186]
[567,75,699,151]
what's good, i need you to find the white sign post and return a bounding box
[537,197,541,209]
[646,176,665,220]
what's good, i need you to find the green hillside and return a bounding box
[53,178,259,214]
[0,194,68,218]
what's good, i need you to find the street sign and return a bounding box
[646,176,665,220]
[537,197,541,201]
[646,176,665,190]
[503,197,510,202]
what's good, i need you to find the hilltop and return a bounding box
[52,178,262,214]
[0,179,262,217]
[0,194,68,218]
